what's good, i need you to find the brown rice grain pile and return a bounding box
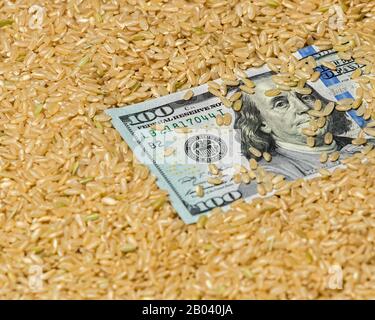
[1,0,375,300]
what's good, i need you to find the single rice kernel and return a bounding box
[319,168,331,176]
[352,137,367,145]
[234,68,248,78]
[317,117,326,128]
[314,100,322,111]
[249,146,262,158]
[329,151,340,162]
[196,185,204,197]
[352,98,362,110]
[241,173,251,184]
[248,169,257,180]
[324,132,333,144]
[229,91,242,102]
[337,98,354,106]
[216,114,224,126]
[264,180,273,193]
[220,84,227,96]
[321,61,337,70]
[233,99,243,111]
[207,177,223,185]
[122,243,138,253]
[276,84,291,91]
[308,109,324,118]
[237,165,248,173]
[294,87,312,95]
[240,85,255,95]
[310,71,321,82]
[220,95,232,108]
[306,136,315,147]
[302,128,317,137]
[264,88,281,97]
[323,102,335,116]
[335,104,352,112]
[271,174,285,185]
[222,113,232,126]
[242,78,255,88]
[224,79,240,86]
[208,163,219,175]
[208,87,222,97]
[257,183,267,196]
[320,152,328,163]
[249,158,258,170]
[183,90,194,100]
[233,173,242,184]
[263,152,272,162]
[208,81,220,90]
[197,215,208,228]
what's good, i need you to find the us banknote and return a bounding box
[106,45,368,224]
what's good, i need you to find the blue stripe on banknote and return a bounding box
[297,46,317,58]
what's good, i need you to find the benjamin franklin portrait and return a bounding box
[234,72,363,198]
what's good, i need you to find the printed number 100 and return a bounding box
[195,191,241,211]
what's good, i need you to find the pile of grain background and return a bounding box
[1,0,375,299]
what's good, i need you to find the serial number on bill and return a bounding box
[142,304,234,317]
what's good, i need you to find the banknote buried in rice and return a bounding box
[107,45,373,224]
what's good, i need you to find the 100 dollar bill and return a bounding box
[107,45,366,224]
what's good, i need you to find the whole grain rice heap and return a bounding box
[0,0,375,299]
